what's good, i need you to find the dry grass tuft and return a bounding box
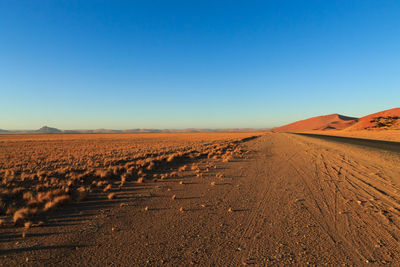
[95,169,113,179]
[13,208,29,224]
[120,174,127,186]
[190,164,199,171]
[146,161,155,170]
[43,194,70,212]
[103,184,112,192]
[167,154,175,162]
[169,171,178,178]
[107,193,116,200]
[178,165,187,172]
[24,221,32,229]
[222,155,232,162]
[76,186,87,201]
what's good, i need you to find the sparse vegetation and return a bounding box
[107,193,116,200]
[369,116,400,129]
[0,132,258,226]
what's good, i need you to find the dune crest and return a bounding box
[344,108,400,131]
[275,107,400,132]
[274,113,358,132]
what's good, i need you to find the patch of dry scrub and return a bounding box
[0,132,261,226]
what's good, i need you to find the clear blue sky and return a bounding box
[1,1,399,130]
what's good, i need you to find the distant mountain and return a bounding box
[36,126,62,134]
[0,127,266,134]
[344,108,400,131]
[274,114,358,132]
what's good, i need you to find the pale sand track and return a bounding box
[1,133,400,265]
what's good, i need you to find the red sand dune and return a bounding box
[344,107,400,131]
[274,114,358,132]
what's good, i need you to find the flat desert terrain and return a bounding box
[1,132,400,265]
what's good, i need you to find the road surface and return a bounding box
[294,132,400,154]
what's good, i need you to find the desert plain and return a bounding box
[0,124,400,265]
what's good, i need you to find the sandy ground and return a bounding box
[302,130,400,142]
[1,133,400,265]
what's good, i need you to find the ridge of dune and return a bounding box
[344,107,400,131]
[274,113,358,132]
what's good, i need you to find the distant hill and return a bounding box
[344,108,400,131]
[274,114,358,132]
[0,126,266,134]
[36,126,62,134]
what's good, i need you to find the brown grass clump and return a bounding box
[24,221,32,229]
[146,161,155,170]
[107,193,116,200]
[137,177,144,183]
[169,171,178,178]
[178,165,187,172]
[43,194,70,212]
[76,186,87,201]
[103,184,112,192]
[96,180,108,188]
[125,167,136,178]
[222,155,232,162]
[95,168,113,179]
[13,208,30,224]
[120,174,127,186]
[167,154,176,162]
[190,164,199,171]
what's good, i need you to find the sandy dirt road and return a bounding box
[2,133,400,266]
